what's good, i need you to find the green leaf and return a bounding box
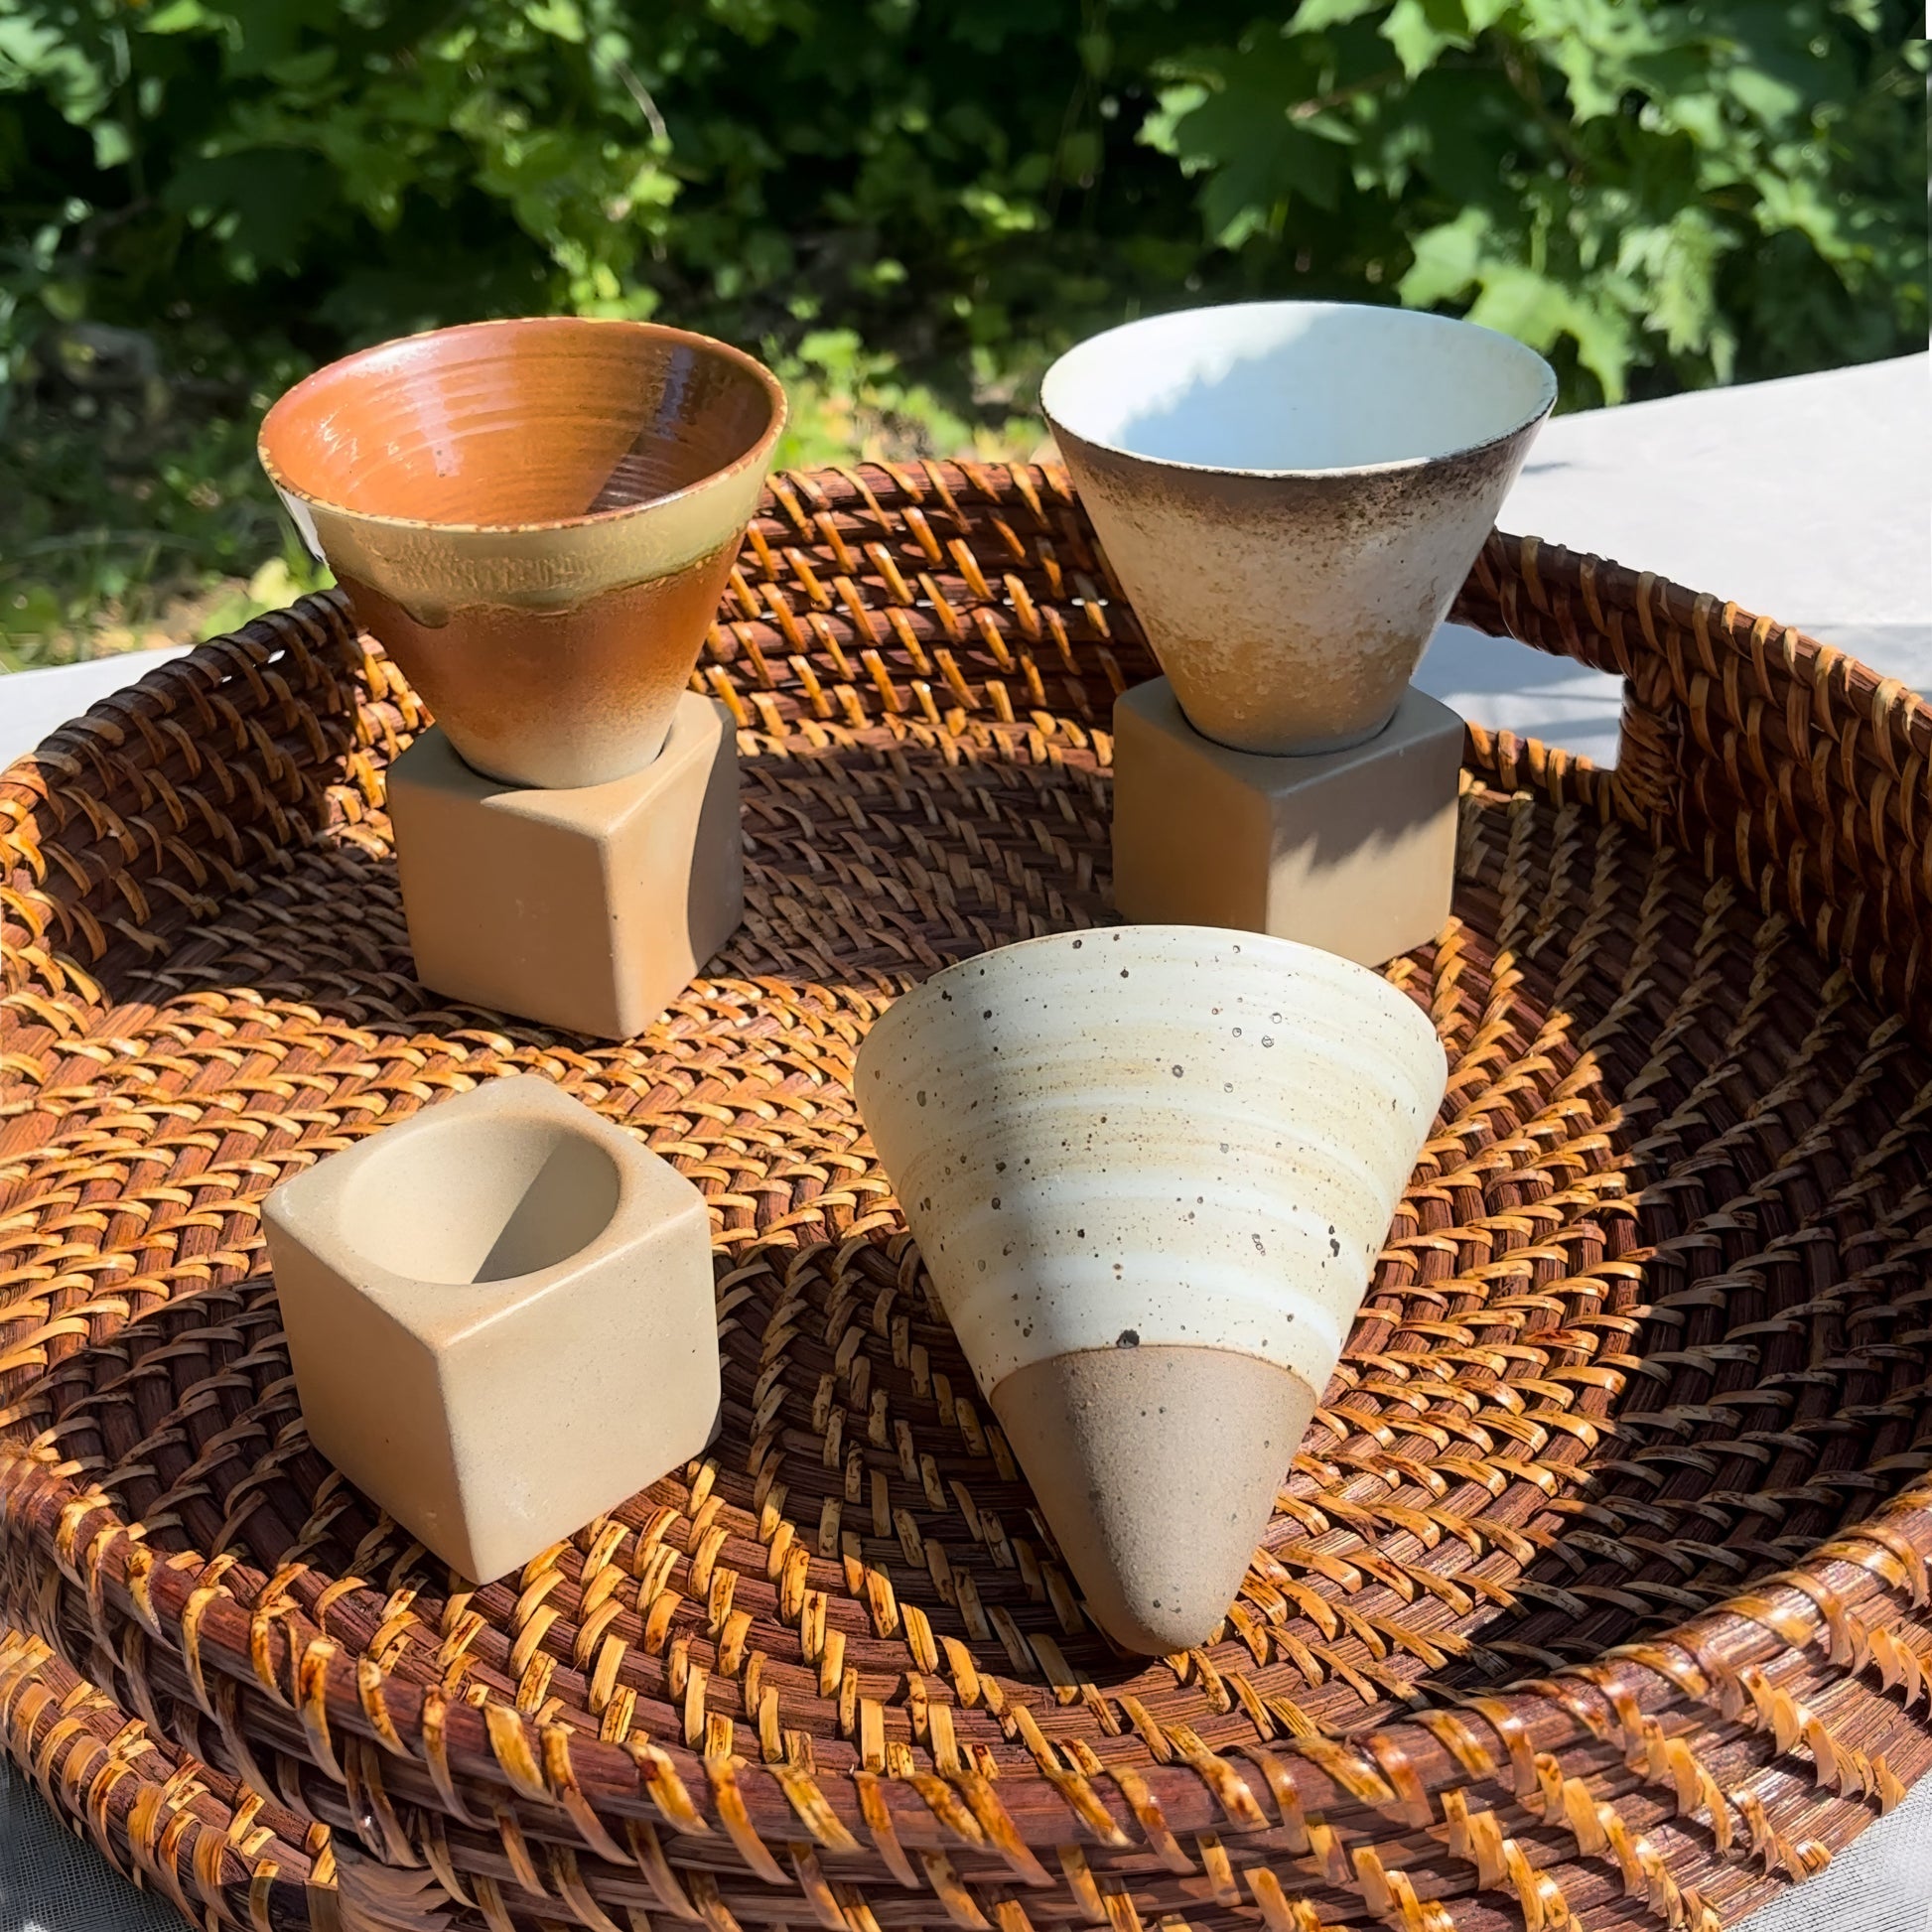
[1617,207,1724,355]
[1755,169,1855,266]
[162,149,338,278]
[525,0,587,43]
[39,279,85,323]
[264,47,337,88]
[1400,68,1520,206]
[1463,264,1634,401]
[1724,64,1802,128]
[91,119,134,171]
[1139,81,1209,159]
[1146,32,1344,243]
[959,186,1048,233]
[1058,127,1102,180]
[1398,207,1488,306]
[1286,0,1387,31]
[0,13,112,119]
[1380,0,1470,77]
[1652,87,1727,147]
[142,1,219,35]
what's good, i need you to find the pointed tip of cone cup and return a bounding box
[992,1344,1315,1655]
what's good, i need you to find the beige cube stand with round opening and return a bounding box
[385,689,742,1041]
[262,1073,720,1585]
[1111,675,1464,967]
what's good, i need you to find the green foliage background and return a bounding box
[0,0,1923,662]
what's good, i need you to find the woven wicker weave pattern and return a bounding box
[3,462,1931,1932]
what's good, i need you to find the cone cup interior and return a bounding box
[1041,299,1553,474]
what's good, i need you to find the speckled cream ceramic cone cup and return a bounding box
[1042,301,1556,756]
[856,925,1447,1653]
[260,317,785,789]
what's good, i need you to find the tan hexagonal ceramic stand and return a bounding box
[262,1073,720,1585]
[1111,676,1463,968]
[386,690,742,1040]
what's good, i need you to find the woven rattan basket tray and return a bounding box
[4,462,1931,1932]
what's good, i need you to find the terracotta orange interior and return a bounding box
[260,318,783,528]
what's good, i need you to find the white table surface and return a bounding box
[1414,348,1931,768]
[3,354,1931,1932]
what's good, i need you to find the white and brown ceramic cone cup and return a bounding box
[1042,301,1555,757]
[855,926,1447,1654]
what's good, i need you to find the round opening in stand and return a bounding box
[340,1114,621,1285]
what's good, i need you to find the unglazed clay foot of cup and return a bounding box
[263,1074,720,1584]
[1041,301,1555,757]
[259,317,786,789]
[992,1345,1313,1655]
[855,925,1448,1654]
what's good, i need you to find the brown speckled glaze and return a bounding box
[1041,302,1554,756]
[1054,428,1536,754]
[260,317,785,787]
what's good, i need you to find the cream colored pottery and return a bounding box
[263,1074,720,1583]
[855,925,1447,1651]
[1041,301,1555,756]
[260,317,785,789]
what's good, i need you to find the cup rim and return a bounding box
[1040,299,1558,482]
[865,921,1443,1065]
[258,315,789,537]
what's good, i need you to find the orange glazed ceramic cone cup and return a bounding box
[259,318,786,789]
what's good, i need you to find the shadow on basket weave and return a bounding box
[2,461,1931,1932]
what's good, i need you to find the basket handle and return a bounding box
[1450,529,1715,842]
[1453,527,1932,1021]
